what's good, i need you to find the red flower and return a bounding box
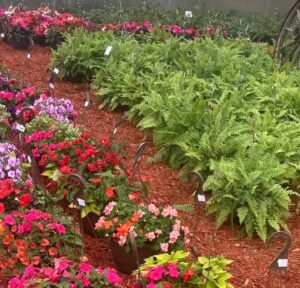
[183,269,195,282]
[19,194,33,207]
[101,136,111,148]
[0,203,4,214]
[106,187,115,198]
[60,166,71,174]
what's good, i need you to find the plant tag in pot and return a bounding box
[278,259,288,268]
[16,123,25,132]
[197,194,206,202]
[104,45,113,56]
[77,198,86,207]
[185,11,193,18]
[53,68,59,74]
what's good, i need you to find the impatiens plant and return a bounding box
[33,94,76,123]
[8,257,123,287]
[0,209,82,276]
[0,142,30,181]
[0,178,34,214]
[35,133,143,216]
[95,199,189,253]
[133,250,234,288]
[24,115,81,147]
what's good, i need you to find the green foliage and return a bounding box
[138,251,234,288]
[52,31,300,241]
[71,3,282,43]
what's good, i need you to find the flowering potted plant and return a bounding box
[8,257,123,287]
[0,209,82,276]
[0,178,33,213]
[35,133,144,235]
[132,250,235,288]
[0,142,30,181]
[32,94,76,123]
[95,199,189,274]
[0,104,11,139]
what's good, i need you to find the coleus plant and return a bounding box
[8,257,123,287]
[133,250,235,288]
[0,209,82,277]
[95,199,189,253]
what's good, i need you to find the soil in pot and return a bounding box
[110,239,156,274]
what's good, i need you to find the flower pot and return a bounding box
[33,35,47,46]
[82,212,100,236]
[110,239,156,274]
[8,37,30,50]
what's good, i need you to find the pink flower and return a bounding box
[167,263,180,278]
[169,230,180,244]
[147,266,164,281]
[118,236,127,246]
[78,262,92,273]
[161,206,177,218]
[95,216,105,229]
[4,215,15,225]
[105,268,122,285]
[148,204,160,216]
[145,232,156,242]
[160,243,169,252]
[103,201,117,216]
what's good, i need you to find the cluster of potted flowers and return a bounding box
[0,63,234,287]
[0,67,124,287]
[0,7,228,50]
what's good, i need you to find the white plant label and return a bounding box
[104,45,113,56]
[0,33,5,38]
[197,194,206,202]
[49,83,55,89]
[278,259,288,268]
[27,53,31,59]
[27,156,32,163]
[16,123,25,132]
[54,68,59,74]
[84,100,89,108]
[185,11,193,18]
[77,198,86,207]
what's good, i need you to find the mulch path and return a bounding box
[1,41,300,288]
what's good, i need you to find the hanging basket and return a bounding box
[110,238,156,274]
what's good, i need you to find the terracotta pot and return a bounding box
[110,239,156,274]
[8,37,30,50]
[82,212,100,236]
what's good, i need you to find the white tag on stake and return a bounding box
[0,33,5,38]
[54,68,59,74]
[278,259,288,268]
[185,11,193,18]
[104,45,113,56]
[27,156,32,163]
[27,53,31,59]
[77,198,86,207]
[84,100,89,108]
[16,123,25,132]
[49,83,55,89]
[197,194,206,203]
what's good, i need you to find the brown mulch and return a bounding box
[1,41,300,288]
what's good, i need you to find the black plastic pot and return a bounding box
[8,37,30,50]
[110,239,155,274]
[33,35,47,46]
[82,212,100,236]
